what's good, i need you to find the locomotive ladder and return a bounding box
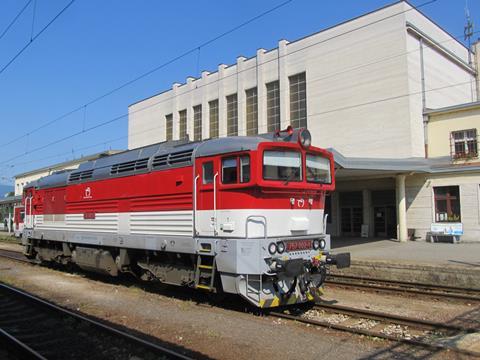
[194,249,217,292]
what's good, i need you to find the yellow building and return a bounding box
[325,102,480,243]
[427,101,480,160]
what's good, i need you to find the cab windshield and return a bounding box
[263,150,302,182]
[306,154,331,184]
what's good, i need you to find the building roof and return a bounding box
[331,148,480,178]
[424,101,480,116]
[14,150,123,179]
[0,195,22,205]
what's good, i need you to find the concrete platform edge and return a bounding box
[330,259,480,290]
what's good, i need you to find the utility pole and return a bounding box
[465,2,474,63]
[464,1,475,100]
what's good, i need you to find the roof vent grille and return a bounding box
[68,169,94,182]
[168,149,193,165]
[110,158,149,175]
[152,154,168,168]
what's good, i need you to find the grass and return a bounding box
[0,233,21,244]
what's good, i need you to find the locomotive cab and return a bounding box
[195,128,350,307]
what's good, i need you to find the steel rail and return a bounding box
[328,274,480,294]
[269,310,480,358]
[313,303,478,333]
[326,276,480,302]
[0,248,32,263]
[0,283,194,360]
[0,328,47,360]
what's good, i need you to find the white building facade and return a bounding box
[128,1,480,242]
[129,2,475,156]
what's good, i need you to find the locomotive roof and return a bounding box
[26,134,278,190]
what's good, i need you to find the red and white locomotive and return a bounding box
[22,128,349,307]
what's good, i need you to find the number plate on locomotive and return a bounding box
[286,240,312,252]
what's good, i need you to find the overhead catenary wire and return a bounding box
[3,44,473,173]
[0,0,294,149]
[5,22,474,169]
[0,0,33,41]
[0,0,445,152]
[0,0,76,76]
[3,35,474,169]
[2,76,474,173]
[30,0,37,42]
[3,0,474,173]
[1,0,444,166]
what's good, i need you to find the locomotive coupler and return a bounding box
[325,253,351,269]
[270,258,306,277]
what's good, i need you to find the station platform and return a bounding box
[329,238,480,289]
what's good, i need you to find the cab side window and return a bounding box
[202,162,214,184]
[221,154,250,184]
[240,156,250,183]
[222,158,237,184]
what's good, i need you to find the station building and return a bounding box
[128,1,480,242]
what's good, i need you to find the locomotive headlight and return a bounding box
[299,129,312,148]
[277,241,285,254]
[313,239,320,250]
[268,242,277,255]
[320,239,326,250]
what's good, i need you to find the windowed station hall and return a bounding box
[128,1,480,242]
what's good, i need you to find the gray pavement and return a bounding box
[332,238,480,268]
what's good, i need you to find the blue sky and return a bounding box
[0,0,478,185]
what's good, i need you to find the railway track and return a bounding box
[0,283,193,360]
[1,248,479,357]
[326,274,480,302]
[270,302,480,357]
[0,248,31,264]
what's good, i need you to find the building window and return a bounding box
[245,87,258,135]
[179,109,187,140]
[226,94,238,136]
[209,100,219,138]
[434,186,461,222]
[451,129,477,159]
[266,80,280,132]
[165,114,173,141]
[193,105,202,141]
[289,72,307,129]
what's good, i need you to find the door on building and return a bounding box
[340,207,363,236]
[374,206,396,238]
[371,190,397,238]
[339,191,363,236]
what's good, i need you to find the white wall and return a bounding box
[128,2,475,160]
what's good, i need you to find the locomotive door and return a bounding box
[24,189,34,228]
[195,158,218,237]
